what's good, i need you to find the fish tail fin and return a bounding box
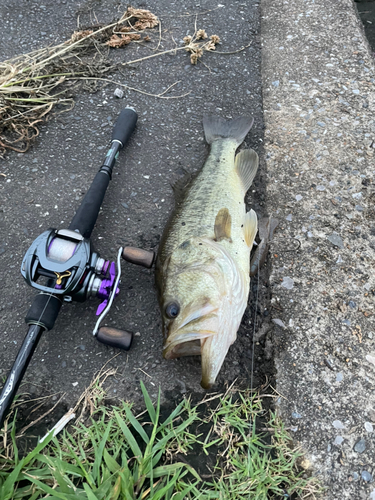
[203,115,254,145]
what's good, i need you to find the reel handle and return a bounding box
[122,246,155,268]
[96,326,133,350]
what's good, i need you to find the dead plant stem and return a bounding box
[74,76,190,99]
[22,15,132,74]
[122,45,186,66]
[16,393,66,437]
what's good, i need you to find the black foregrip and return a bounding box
[111,108,138,146]
[0,325,43,429]
[25,293,62,330]
[68,171,110,238]
[68,108,137,238]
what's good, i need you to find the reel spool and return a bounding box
[47,237,78,263]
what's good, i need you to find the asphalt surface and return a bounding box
[0,1,266,413]
[356,0,375,51]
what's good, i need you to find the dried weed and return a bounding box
[0,7,158,155]
[0,6,250,156]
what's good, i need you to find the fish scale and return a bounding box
[160,141,244,256]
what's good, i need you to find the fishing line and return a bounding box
[250,262,260,397]
[247,259,260,489]
[31,292,55,328]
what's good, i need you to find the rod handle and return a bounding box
[122,247,155,268]
[96,327,133,350]
[112,108,138,147]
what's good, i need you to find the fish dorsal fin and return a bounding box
[171,172,192,204]
[214,208,232,241]
[243,209,258,247]
[235,149,259,193]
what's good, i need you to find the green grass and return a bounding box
[0,383,321,500]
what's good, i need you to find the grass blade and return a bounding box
[151,463,201,482]
[114,409,142,461]
[140,381,156,424]
[23,476,68,499]
[124,405,149,444]
[0,460,25,500]
[92,419,112,485]
[83,482,100,500]
[103,449,121,474]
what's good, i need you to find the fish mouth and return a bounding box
[200,373,214,390]
[163,302,218,360]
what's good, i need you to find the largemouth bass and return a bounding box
[155,116,258,389]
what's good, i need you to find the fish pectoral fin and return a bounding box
[250,216,278,276]
[214,208,232,242]
[269,216,279,240]
[258,216,271,241]
[235,149,259,193]
[243,209,258,247]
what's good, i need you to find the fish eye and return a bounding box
[165,301,180,319]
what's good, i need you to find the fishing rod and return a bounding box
[0,107,155,430]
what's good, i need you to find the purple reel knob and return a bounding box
[96,261,120,315]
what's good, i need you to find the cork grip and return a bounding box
[96,326,133,350]
[122,247,155,268]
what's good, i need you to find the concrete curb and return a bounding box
[261,0,375,497]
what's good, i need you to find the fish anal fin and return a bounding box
[243,209,258,247]
[235,149,259,193]
[214,208,232,242]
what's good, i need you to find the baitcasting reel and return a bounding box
[21,228,154,348]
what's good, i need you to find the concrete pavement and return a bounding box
[262,0,375,497]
